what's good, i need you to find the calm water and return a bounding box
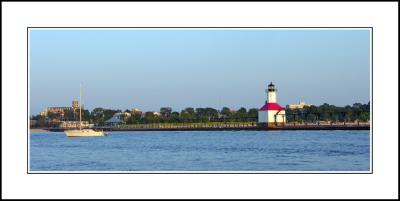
[29,130,370,172]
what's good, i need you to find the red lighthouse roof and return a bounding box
[259,102,285,111]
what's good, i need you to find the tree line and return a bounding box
[122,107,259,125]
[30,102,370,127]
[286,102,370,123]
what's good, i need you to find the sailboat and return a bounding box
[64,83,105,137]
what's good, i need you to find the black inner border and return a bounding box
[27,27,373,174]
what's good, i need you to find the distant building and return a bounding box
[287,101,313,109]
[153,112,161,116]
[46,107,74,114]
[130,108,142,115]
[118,112,131,117]
[258,82,286,127]
[72,100,79,109]
[41,100,79,117]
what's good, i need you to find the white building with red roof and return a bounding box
[258,82,286,126]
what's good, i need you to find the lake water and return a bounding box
[29,130,370,172]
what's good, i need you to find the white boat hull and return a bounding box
[64,129,105,137]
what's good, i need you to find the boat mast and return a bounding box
[79,82,82,130]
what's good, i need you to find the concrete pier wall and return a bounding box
[37,124,370,132]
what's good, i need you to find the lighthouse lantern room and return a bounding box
[258,82,286,127]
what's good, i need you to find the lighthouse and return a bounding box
[258,82,286,127]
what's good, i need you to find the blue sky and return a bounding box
[29,28,371,114]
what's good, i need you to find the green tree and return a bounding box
[171,111,181,123]
[183,107,195,115]
[237,107,247,121]
[247,108,258,121]
[34,115,47,127]
[205,107,219,121]
[63,109,76,121]
[220,107,231,120]
[180,107,195,123]
[160,107,172,116]
[103,109,121,121]
[46,111,59,120]
[359,112,370,122]
[144,112,156,123]
[180,111,192,123]
[90,108,120,125]
[82,109,91,121]
[126,113,142,124]
[344,105,353,122]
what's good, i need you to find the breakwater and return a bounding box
[35,124,370,132]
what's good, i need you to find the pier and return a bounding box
[35,122,370,132]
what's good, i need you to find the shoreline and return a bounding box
[30,129,50,133]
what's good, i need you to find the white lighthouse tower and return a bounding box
[258,82,286,127]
